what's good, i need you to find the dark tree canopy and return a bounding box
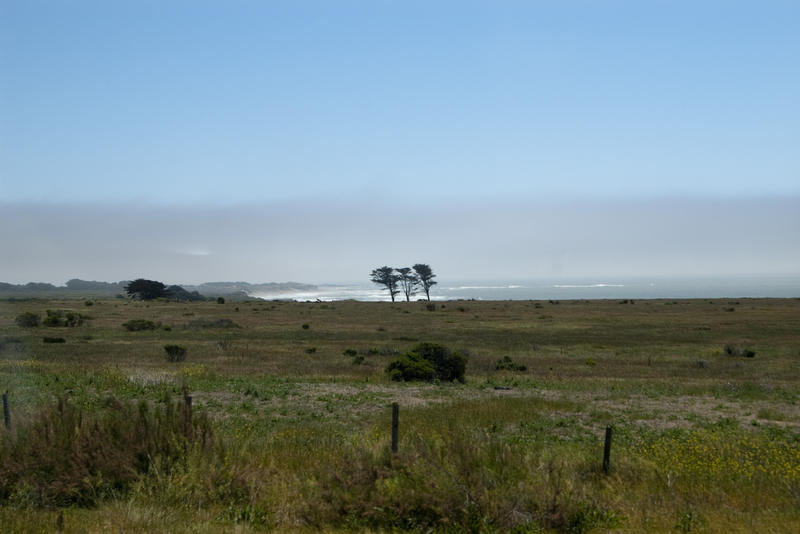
[370,266,401,302]
[125,279,169,300]
[396,267,419,302]
[412,264,437,301]
[166,285,206,302]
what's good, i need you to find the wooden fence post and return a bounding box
[602,425,613,474]
[2,390,9,429]
[184,393,192,439]
[391,402,399,453]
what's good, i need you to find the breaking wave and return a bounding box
[553,283,625,288]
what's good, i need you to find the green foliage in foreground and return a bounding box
[1,395,797,533]
[0,396,213,507]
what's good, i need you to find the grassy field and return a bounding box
[1,297,799,533]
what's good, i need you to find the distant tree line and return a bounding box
[370,264,437,302]
[124,279,205,301]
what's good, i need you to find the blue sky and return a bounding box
[3,0,798,204]
[1,1,798,284]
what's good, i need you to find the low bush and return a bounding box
[43,309,87,327]
[723,344,755,358]
[495,355,527,372]
[301,323,310,330]
[412,342,467,382]
[387,352,436,381]
[14,312,40,328]
[164,344,187,362]
[122,319,158,331]
[343,348,358,357]
[42,337,66,344]
[386,342,466,382]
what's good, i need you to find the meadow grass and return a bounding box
[1,297,799,532]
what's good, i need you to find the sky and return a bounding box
[1,1,798,285]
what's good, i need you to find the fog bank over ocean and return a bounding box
[2,197,797,289]
[251,275,800,302]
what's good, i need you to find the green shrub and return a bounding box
[723,344,755,358]
[42,337,66,344]
[386,343,466,382]
[387,352,436,381]
[14,312,40,328]
[351,355,365,365]
[495,355,527,372]
[41,309,87,327]
[411,342,467,382]
[164,344,187,362]
[302,323,310,330]
[122,319,158,331]
[216,297,225,304]
[305,347,317,354]
[343,348,358,357]
[42,315,60,327]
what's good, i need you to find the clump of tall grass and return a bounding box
[300,422,622,532]
[0,395,213,507]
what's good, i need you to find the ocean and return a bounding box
[250,275,800,302]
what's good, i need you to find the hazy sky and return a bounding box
[1,1,798,284]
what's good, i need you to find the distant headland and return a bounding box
[0,279,317,301]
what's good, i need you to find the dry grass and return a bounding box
[1,297,799,532]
